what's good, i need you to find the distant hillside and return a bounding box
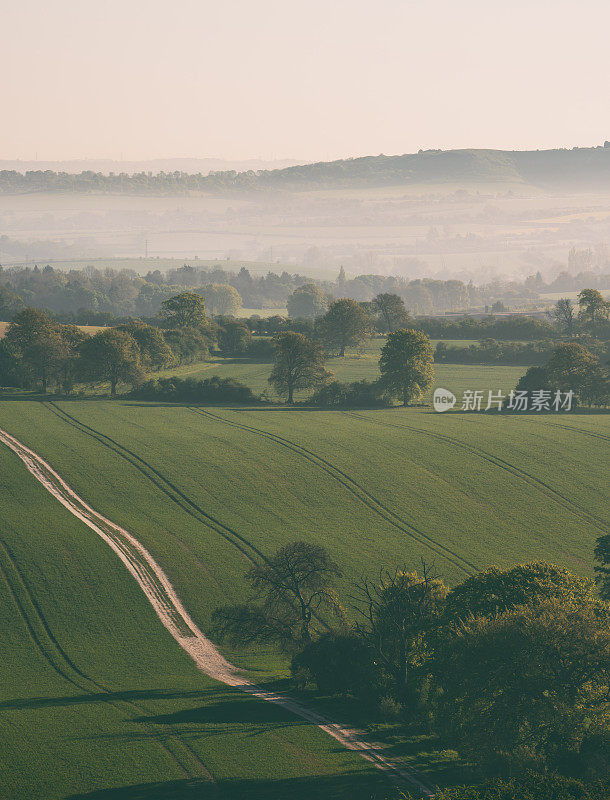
[1,144,610,194]
[0,157,303,176]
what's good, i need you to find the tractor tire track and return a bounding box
[44,402,265,567]
[0,537,214,783]
[344,412,608,534]
[189,408,478,576]
[0,424,435,798]
[515,417,610,444]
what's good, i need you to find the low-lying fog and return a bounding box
[1,183,610,282]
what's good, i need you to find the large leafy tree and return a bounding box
[78,329,143,395]
[4,308,79,392]
[552,297,575,335]
[212,541,342,648]
[201,283,242,316]
[117,321,174,370]
[317,299,370,356]
[372,293,410,333]
[287,284,328,320]
[162,327,210,364]
[217,320,252,355]
[578,289,609,329]
[269,331,330,403]
[351,564,448,695]
[379,328,434,406]
[0,285,24,320]
[445,562,597,622]
[431,599,610,775]
[159,291,207,329]
[545,343,608,405]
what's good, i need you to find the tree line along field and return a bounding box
[0,400,607,797]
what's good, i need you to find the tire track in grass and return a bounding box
[517,417,610,444]
[345,412,608,534]
[0,424,436,798]
[189,408,478,576]
[0,538,215,783]
[44,402,265,567]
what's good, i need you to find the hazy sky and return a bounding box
[2,0,609,162]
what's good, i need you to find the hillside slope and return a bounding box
[0,434,387,800]
[2,144,610,194]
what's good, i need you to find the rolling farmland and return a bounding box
[0,417,392,800]
[0,398,607,798]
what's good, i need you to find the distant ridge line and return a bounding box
[1,144,610,194]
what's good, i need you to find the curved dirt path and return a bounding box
[0,425,435,798]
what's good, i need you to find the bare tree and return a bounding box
[212,541,342,650]
[552,297,575,335]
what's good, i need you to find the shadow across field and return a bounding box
[0,687,300,727]
[131,695,302,728]
[0,688,211,711]
[67,771,394,800]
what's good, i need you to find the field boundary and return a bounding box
[0,424,436,798]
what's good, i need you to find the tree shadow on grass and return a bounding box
[0,688,211,711]
[130,696,300,728]
[67,771,396,800]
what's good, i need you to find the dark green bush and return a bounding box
[403,772,608,799]
[310,379,390,407]
[291,632,378,696]
[128,376,258,403]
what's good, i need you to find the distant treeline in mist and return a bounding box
[0,263,535,321]
[2,145,610,195]
[1,262,609,325]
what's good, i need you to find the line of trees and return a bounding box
[2,261,586,322]
[267,320,435,406]
[0,292,214,395]
[212,545,609,794]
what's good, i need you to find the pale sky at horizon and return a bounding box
[2,0,609,162]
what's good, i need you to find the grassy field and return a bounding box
[0,394,607,798]
[0,401,605,615]
[149,334,513,401]
[153,352,522,402]
[0,424,393,800]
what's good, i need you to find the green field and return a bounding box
[152,336,512,402]
[0,399,607,798]
[0,414,390,800]
[154,353,522,403]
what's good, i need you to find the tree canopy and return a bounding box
[160,291,207,329]
[287,284,328,319]
[316,299,370,356]
[378,328,434,406]
[78,328,143,395]
[268,331,330,403]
